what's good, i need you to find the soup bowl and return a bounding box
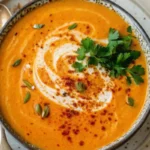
[0,0,150,150]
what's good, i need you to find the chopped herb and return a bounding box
[12,59,22,67]
[35,104,42,115]
[127,97,134,106]
[72,27,145,85]
[33,24,45,29]
[126,76,132,85]
[24,92,31,104]
[127,26,132,33]
[42,105,50,118]
[68,23,78,30]
[109,28,119,41]
[72,62,86,72]
[75,82,87,93]
[23,80,34,90]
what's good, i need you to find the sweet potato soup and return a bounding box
[0,0,148,150]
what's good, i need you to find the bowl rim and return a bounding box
[0,0,150,150]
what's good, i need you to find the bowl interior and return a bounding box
[0,0,150,150]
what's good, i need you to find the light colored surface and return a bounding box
[1,0,150,150]
[133,0,150,17]
[0,125,11,150]
[0,4,11,28]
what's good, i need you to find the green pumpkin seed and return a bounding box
[68,23,78,30]
[12,59,22,67]
[24,92,31,104]
[23,80,34,90]
[127,97,134,107]
[35,104,42,115]
[33,24,45,29]
[42,105,50,118]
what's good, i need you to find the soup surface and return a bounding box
[0,0,148,150]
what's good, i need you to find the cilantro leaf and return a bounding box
[130,50,141,59]
[96,45,111,57]
[116,53,131,64]
[122,35,132,50]
[81,38,94,52]
[88,57,99,66]
[129,65,145,76]
[130,72,144,85]
[72,62,86,72]
[127,97,134,106]
[72,27,145,86]
[127,65,145,85]
[77,47,86,60]
[114,65,126,77]
[108,40,123,53]
[127,26,132,33]
[126,76,132,85]
[109,28,120,41]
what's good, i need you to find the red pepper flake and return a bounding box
[62,109,79,119]
[59,124,66,129]
[94,134,98,137]
[14,32,18,36]
[67,136,72,143]
[108,113,113,116]
[90,121,96,126]
[91,115,96,118]
[86,25,90,29]
[79,141,85,146]
[72,129,80,135]
[57,144,60,147]
[126,88,131,94]
[62,130,70,136]
[84,128,88,132]
[108,117,112,121]
[101,110,107,116]
[118,87,122,91]
[100,120,103,124]
[101,126,106,131]
[27,133,30,136]
[23,54,26,58]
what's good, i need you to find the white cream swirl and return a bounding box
[33,22,114,112]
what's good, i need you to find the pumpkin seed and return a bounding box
[12,59,22,67]
[35,104,42,115]
[33,24,45,29]
[42,105,50,118]
[24,92,31,104]
[23,80,34,90]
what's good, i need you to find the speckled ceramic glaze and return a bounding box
[0,0,150,150]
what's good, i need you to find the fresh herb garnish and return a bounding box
[33,24,45,29]
[23,80,34,90]
[75,82,87,93]
[42,105,50,118]
[127,26,132,33]
[72,62,86,72]
[127,97,134,106]
[68,23,78,30]
[72,27,145,85]
[12,59,22,67]
[35,104,42,115]
[24,92,31,104]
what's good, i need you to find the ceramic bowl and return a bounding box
[0,0,150,150]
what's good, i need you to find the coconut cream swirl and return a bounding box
[33,22,114,112]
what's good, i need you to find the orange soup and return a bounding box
[0,0,148,150]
